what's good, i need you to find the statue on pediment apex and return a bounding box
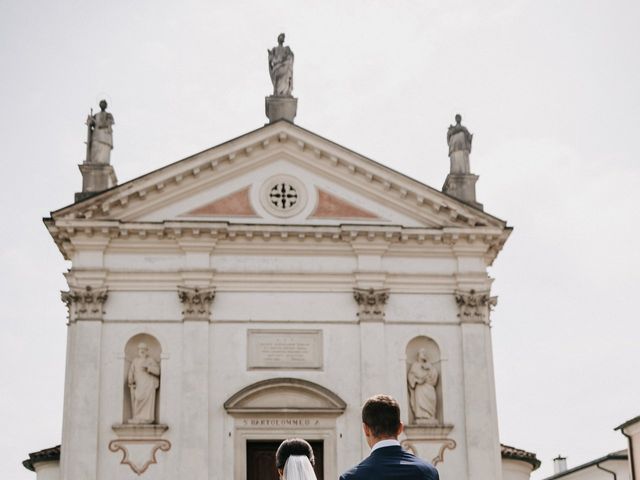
[268,33,294,97]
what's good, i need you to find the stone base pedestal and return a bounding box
[265,96,297,123]
[110,424,171,475]
[112,423,169,438]
[76,163,118,202]
[442,173,483,210]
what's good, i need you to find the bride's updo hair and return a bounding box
[275,438,315,469]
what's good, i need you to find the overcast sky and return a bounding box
[1,1,639,479]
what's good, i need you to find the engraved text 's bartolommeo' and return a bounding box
[248,330,323,369]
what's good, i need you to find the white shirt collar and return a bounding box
[371,439,401,452]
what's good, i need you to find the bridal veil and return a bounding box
[283,454,317,480]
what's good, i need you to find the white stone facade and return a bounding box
[45,121,511,479]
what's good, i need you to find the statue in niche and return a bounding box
[407,348,439,423]
[127,342,160,424]
[446,114,473,174]
[86,99,114,165]
[268,33,294,97]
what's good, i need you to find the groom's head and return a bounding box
[361,394,403,446]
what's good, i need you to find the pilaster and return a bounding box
[353,287,389,457]
[456,290,502,480]
[178,286,215,480]
[59,285,107,479]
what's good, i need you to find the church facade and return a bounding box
[27,37,544,480]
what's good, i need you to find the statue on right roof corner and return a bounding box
[447,114,473,174]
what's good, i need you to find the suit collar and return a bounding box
[370,445,403,457]
[371,439,401,452]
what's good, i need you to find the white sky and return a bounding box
[1,1,639,479]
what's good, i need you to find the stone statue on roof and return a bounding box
[447,114,472,155]
[447,114,473,174]
[268,33,294,97]
[86,100,114,165]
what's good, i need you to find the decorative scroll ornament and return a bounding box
[401,436,456,466]
[353,287,390,322]
[431,439,457,466]
[454,289,497,324]
[61,285,108,321]
[109,438,171,475]
[177,286,215,321]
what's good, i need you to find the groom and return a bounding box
[339,394,439,480]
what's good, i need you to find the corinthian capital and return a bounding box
[61,285,108,322]
[353,287,390,322]
[454,289,497,324]
[178,286,216,321]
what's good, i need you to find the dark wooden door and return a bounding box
[246,440,324,480]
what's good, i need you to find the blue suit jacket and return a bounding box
[339,445,439,480]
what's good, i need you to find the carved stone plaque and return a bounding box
[247,329,323,369]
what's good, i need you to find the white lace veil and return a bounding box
[283,455,317,480]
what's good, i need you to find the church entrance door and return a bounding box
[246,440,324,480]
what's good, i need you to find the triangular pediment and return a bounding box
[51,121,506,230]
[183,187,258,217]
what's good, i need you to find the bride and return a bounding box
[275,438,318,480]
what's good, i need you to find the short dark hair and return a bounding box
[275,438,315,469]
[362,394,401,437]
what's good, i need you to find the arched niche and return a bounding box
[123,333,162,424]
[406,336,443,425]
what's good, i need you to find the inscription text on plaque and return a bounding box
[247,329,323,369]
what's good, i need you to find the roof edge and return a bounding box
[542,450,628,480]
[22,445,61,472]
[501,443,541,470]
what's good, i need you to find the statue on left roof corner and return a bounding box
[86,99,114,165]
[268,33,294,97]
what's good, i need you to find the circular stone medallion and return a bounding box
[260,175,307,218]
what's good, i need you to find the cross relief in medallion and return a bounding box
[260,175,307,218]
[269,182,298,210]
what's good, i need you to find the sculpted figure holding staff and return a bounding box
[86,99,114,165]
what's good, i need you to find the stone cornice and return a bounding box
[45,219,510,264]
